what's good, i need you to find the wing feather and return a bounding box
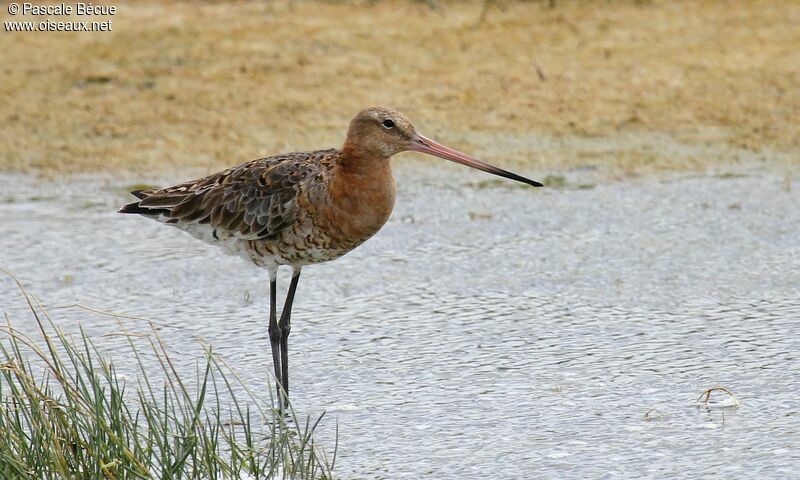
[127,153,327,241]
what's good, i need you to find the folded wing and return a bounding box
[120,155,320,241]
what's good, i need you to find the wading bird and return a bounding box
[120,107,542,410]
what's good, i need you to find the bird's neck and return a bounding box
[326,147,397,246]
[332,146,395,209]
[336,147,393,187]
[340,142,391,174]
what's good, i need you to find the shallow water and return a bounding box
[1,164,799,479]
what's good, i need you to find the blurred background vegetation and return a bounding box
[1,0,798,175]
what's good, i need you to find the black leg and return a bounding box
[279,268,301,406]
[267,275,284,410]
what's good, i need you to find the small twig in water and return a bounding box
[643,408,664,421]
[697,386,741,408]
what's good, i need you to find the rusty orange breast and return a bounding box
[322,157,396,250]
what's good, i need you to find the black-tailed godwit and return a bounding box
[119,106,542,409]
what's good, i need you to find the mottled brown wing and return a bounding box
[132,154,322,240]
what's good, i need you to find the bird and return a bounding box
[119,106,542,410]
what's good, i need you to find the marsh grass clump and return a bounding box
[0,274,334,479]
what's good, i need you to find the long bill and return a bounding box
[409,133,543,187]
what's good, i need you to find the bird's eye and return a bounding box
[381,119,395,129]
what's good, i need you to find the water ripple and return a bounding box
[1,168,799,478]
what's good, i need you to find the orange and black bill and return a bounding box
[410,134,543,187]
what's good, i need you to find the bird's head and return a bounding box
[343,106,542,187]
[344,106,416,158]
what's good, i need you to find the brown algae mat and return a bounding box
[1,0,798,175]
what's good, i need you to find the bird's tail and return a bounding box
[118,190,169,216]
